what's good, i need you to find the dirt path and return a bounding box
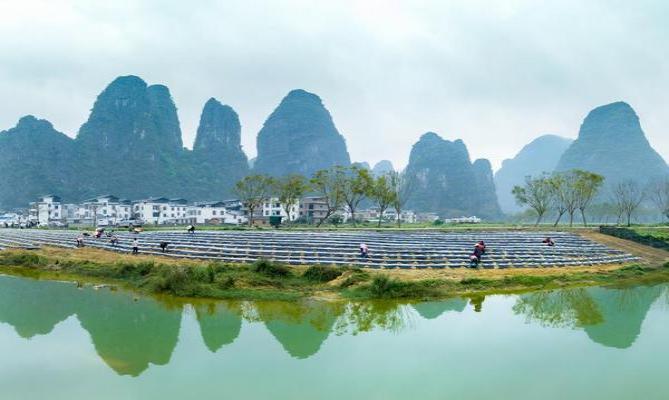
[579,230,669,266]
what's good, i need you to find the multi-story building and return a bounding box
[30,195,63,226]
[191,202,248,225]
[77,195,133,226]
[298,196,329,225]
[133,198,193,225]
[262,197,299,222]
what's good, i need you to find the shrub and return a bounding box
[0,252,43,267]
[303,265,343,282]
[253,259,290,277]
[113,261,155,278]
[152,265,190,294]
[217,276,235,289]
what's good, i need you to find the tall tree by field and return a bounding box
[548,174,569,227]
[310,167,346,227]
[611,181,646,226]
[573,170,605,226]
[389,171,415,228]
[648,178,669,222]
[370,175,396,227]
[512,174,552,226]
[340,166,374,226]
[274,175,309,224]
[234,175,275,226]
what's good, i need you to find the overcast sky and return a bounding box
[1,0,668,171]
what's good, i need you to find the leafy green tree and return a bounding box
[512,174,552,226]
[310,167,346,227]
[234,174,275,226]
[340,166,374,226]
[274,175,309,224]
[370,175,397,227]
[389,171,414,228]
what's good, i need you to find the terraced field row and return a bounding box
[0,229,639,269]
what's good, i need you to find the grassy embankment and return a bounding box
[0,246,668,301]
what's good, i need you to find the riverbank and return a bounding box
[1,246,668,301]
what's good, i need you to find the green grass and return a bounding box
[0,249,667,301]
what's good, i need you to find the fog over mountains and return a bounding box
[1,75,667,218]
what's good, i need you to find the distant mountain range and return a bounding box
[494,101,669,213]
[495,135,573,213]
[1,76,667,219]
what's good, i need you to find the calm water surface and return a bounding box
[0,275,668,399]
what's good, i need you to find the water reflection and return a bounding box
[0,275,667,378]
[195,302,242,353]
[513,285,664,348]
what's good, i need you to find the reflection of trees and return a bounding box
[514,285,665,349]
[334,301,414,335]
[195,301,243,353]
[254,300,345,359]
[513,289,603,328]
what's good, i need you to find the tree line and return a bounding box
[234,166,414,227]
[513,170,669,226]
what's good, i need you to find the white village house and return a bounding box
[30,195,63,226]
[190,202,247,225]
[133,198,192,225]
[262,197,300,222]
[72,195,133,226]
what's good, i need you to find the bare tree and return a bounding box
[389,170,414,228]
[512,174,552,226]
[235,174,275,226]
[611,181,645,227]
[310,167,346,227]
[548,174,569,227]
[648,178,669,222]
[573,170,605,226]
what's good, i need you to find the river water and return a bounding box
[0,274,667,399]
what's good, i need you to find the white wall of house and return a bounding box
[133,200,193,225]
[79,196,132,225]
[191,203,248,225]
[262,197,299,221]
[32,196,62,225]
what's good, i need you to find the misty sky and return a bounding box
[1,0,668,171]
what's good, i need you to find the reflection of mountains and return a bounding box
[0,275,182,376]
[7,275,659,377]
[412,299,467,319]
[514,285,664,348]
[195,302,242,353]
[255,301,342,359]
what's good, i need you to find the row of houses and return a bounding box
[22,194,425,228]
[29,195,247,226]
